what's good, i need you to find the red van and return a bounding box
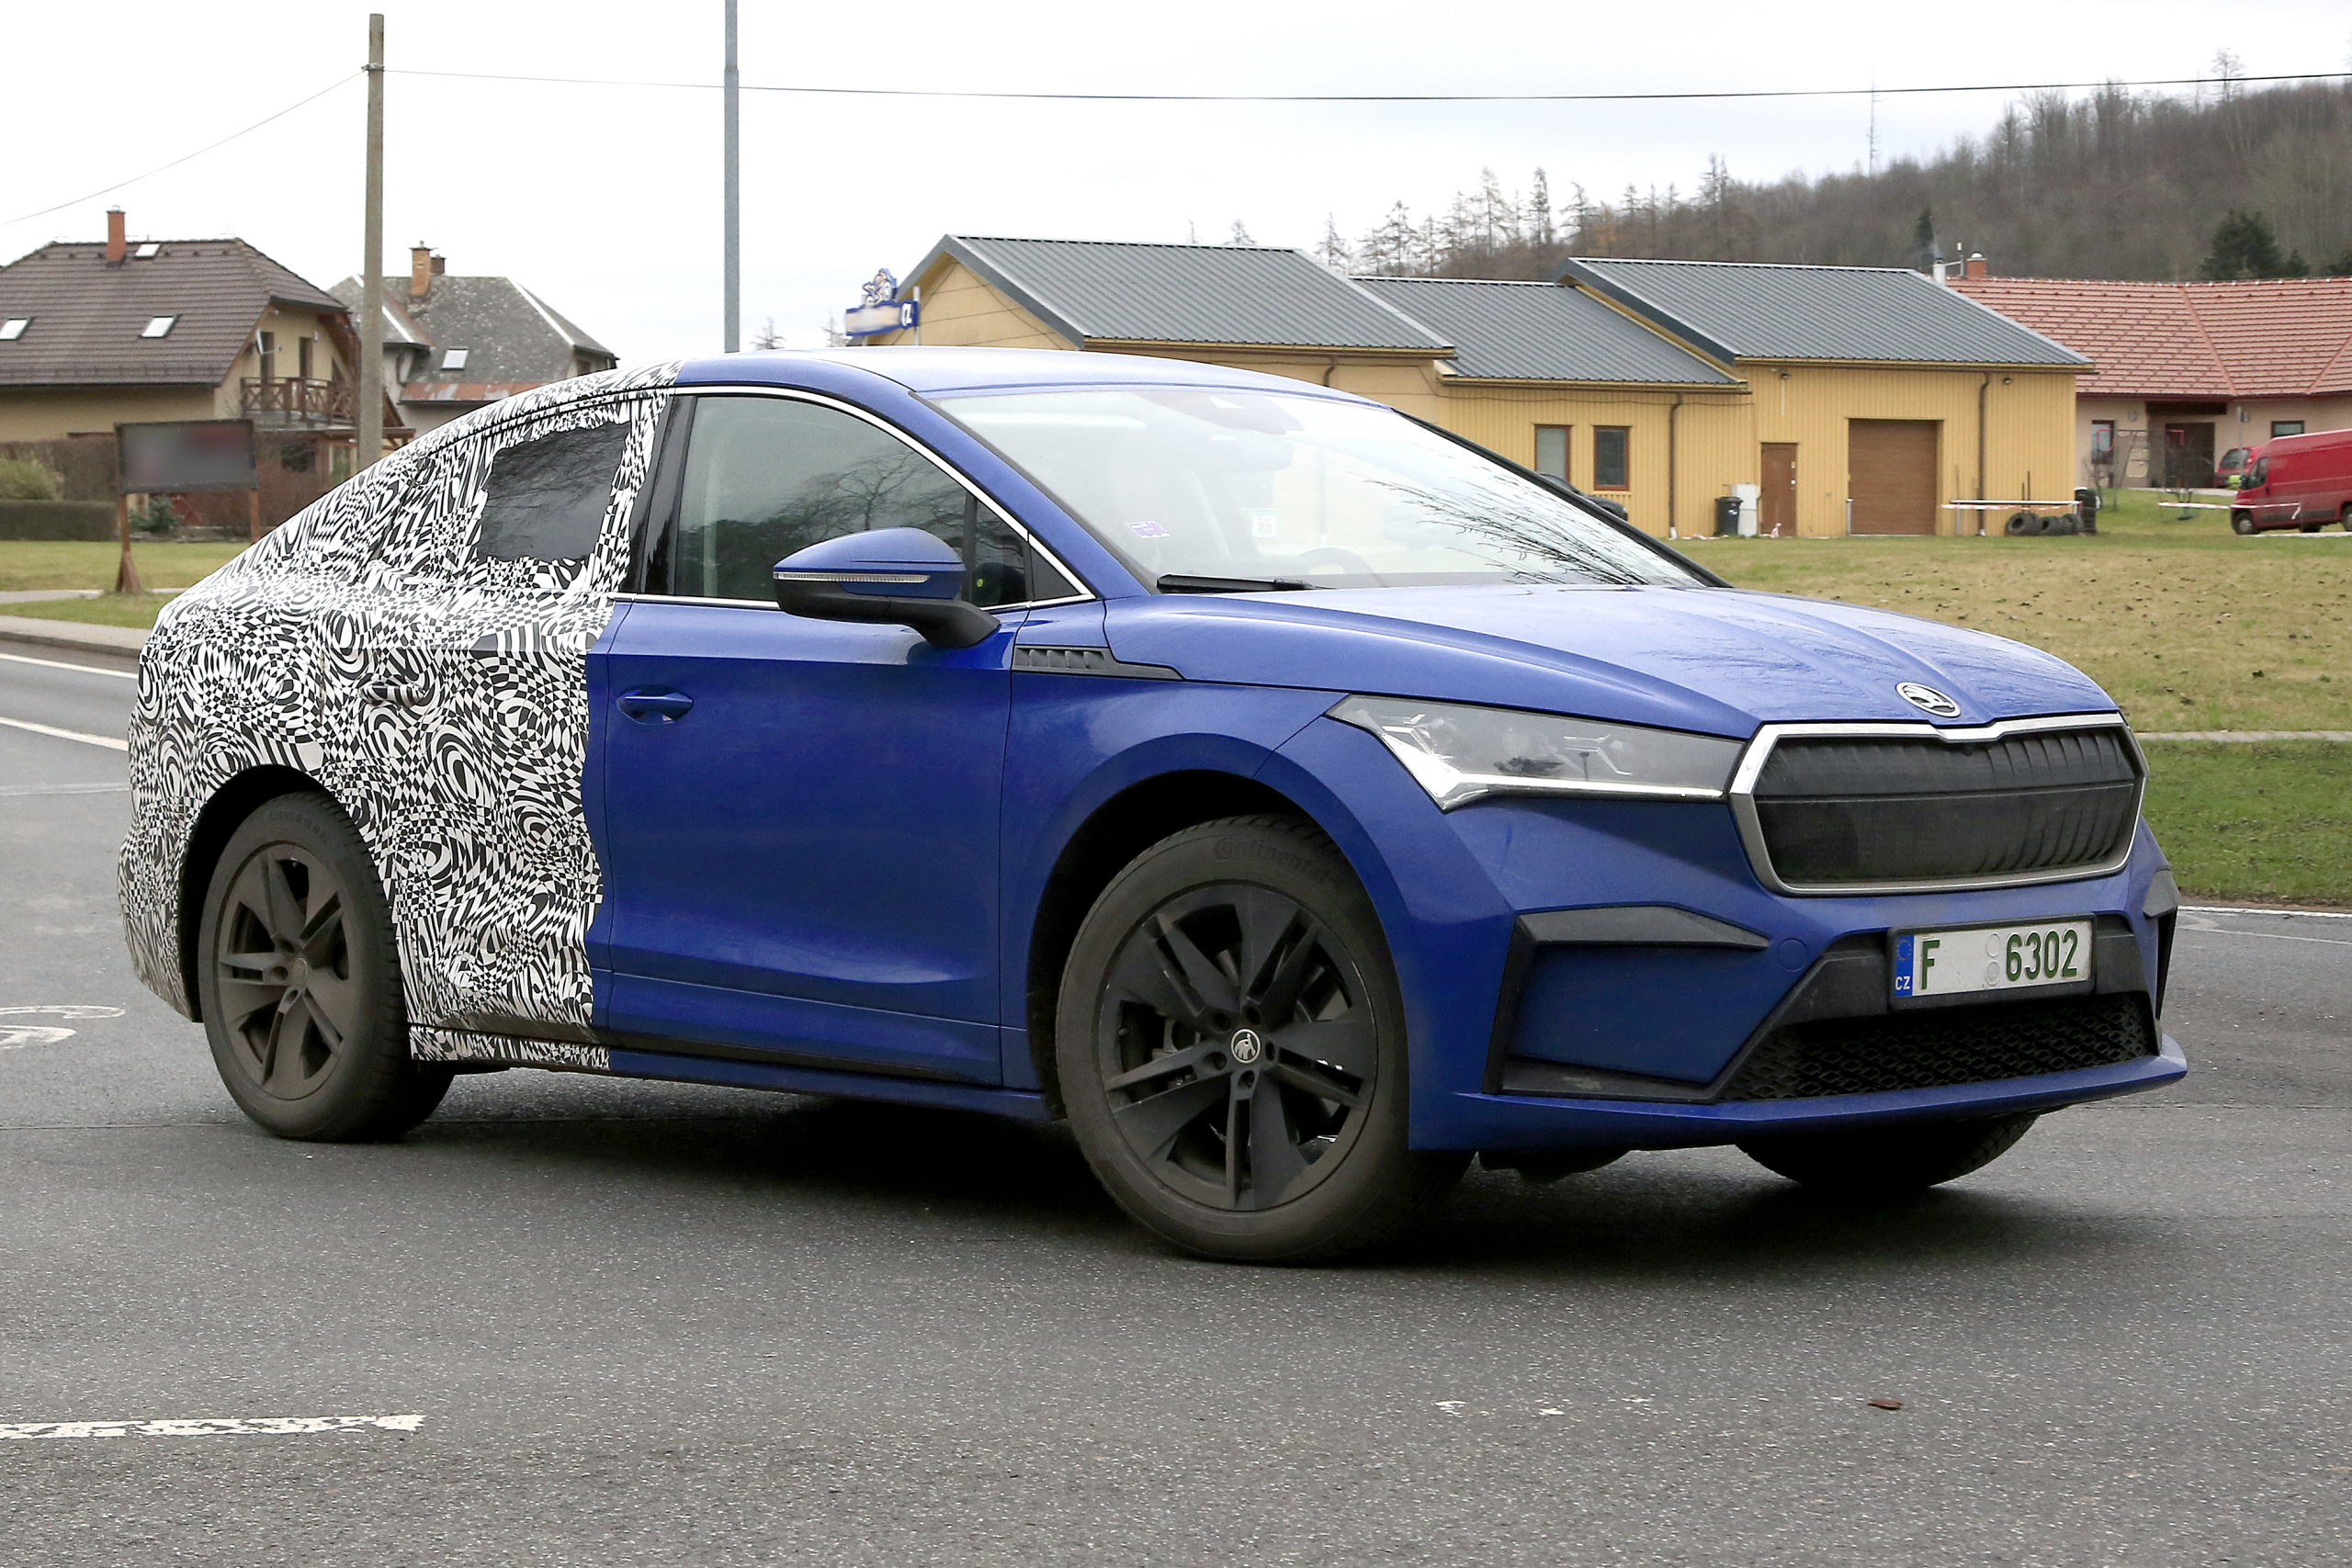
[2231,428,2352,534]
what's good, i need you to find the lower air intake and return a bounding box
[1721,992,2155,1101]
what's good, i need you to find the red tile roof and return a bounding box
[1951,276,2352,399]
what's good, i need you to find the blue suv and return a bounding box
[122,349,2183,1261]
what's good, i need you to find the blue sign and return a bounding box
[844,299,918,338]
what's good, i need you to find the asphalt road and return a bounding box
[2,647,2346,1567]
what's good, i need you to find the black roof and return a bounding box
[1351,276,1736,384]
[912,235,1452,353]
[0,238,346,388]
[1556,256,2088,367]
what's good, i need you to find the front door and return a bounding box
[2162,423,2216,488]
[1760,443,1797,535]
[593,392,1036,1083]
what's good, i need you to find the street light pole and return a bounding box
[359,13,386,467]
[722,0,740,354]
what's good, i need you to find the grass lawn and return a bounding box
[0,539,246,594]
[1,592,175,628]
[2141,742,2351,908]
[1677,490,2350,734]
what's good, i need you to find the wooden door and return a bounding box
[1760,444,1797,534]
[1847,420,1939,536]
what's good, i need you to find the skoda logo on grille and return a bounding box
[1896,682,1962,717]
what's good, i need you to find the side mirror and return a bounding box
[771,527,999,649]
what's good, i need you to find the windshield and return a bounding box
[933,386,1706,591]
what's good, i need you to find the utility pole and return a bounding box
[359,13,386,466]
[722,0,741,353]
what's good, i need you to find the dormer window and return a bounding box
[134,243,162,259]
[0,318,28,342]
[140,315,177,338]
[441,348,469,370]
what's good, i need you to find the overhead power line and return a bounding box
[382,65,2352,104]
[1,73,359,230]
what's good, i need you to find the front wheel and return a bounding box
[1055,816,1464,1262]
[1737,1112,2040,1195]
[195,792,452,1141]
[2231,512,2256,535]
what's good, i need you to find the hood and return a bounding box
[1101,584,2117,738]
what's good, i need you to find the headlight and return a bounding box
[1329,696,1742,810]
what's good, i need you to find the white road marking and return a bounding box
[2177,923,2352,948]
[0,1026,74,1049]
[0,782,129,797]
[0,1414,424,1439]
[0,1007,124,1052]
[0,715,127,750]
[0,1006,124,1018]
[0,649,137,680]
[2182,906,2352,920]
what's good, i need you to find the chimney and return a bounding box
[410,244,438,300]
[1963,253,1989,280]
[105,208,127,265]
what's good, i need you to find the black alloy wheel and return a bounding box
[197,793,452,1141]
[1057,816,1464,1263]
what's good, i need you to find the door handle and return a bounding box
[617,688,694,723]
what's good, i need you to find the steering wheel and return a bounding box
[1292,546,1376,581]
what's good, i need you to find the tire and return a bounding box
[2004,512,2034,536]
[1055,815,1466,1263]
[1736,1112,2038,1195]
[195,792,452,1141]
[2231,512,2256,536]
[2341,507,2352,534]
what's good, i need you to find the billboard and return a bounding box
[118,420,257,494]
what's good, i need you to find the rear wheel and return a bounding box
[196,793,452,1141]
[1736,1112,2039,1195]
[1055,816,1464,1262]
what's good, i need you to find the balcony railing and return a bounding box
[239,377,356,429]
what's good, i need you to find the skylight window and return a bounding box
[441,348,469,370]
[140,315,177,338]
[134,242,162,259]
[0,318,28,342]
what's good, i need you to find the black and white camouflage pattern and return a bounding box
[120,362,682,1072]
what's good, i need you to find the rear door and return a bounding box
[593,391,1080,1082]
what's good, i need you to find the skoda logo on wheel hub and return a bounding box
[1228,1028,1263,1065]
[1896,682,1962,717]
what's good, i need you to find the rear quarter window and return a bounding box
[473,419,634,561]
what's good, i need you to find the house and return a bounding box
[871,235,2088,536]
[0,208,394,522]
[334,246,616,435]
[1948,267,2352,488]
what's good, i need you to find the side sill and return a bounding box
[606,1046,1055,1122]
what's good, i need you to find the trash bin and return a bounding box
[1732,483,1761,536]
[1713,495,1742,536]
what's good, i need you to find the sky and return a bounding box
[5,1,2346,364]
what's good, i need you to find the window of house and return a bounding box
[257,331,276,382]
[2090,420,2115,459]
[649,395,1074,606]
[299,335,313,381]
[134,242,162,259]
[2272,420,2305,438]
[0,318,28,341]
[140,315,177,338]
[1593,426,1631,491]
[442,348,469,371]
[472,418,635,562]
[1533,425,1570,482]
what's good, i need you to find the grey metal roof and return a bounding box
[1351,276,1736,384]
[330,274,616,389]
[0,237,348,388]
[915,235,1453,353]
[1555,256,2089,367]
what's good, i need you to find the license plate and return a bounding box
[1893,919,2092,999]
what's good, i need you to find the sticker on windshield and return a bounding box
[1128,520,1170,538]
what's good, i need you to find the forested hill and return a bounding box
[1327,80,2352,283]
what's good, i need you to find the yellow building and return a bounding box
[875,236,2088,538]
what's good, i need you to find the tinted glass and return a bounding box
[473,420,631,561]
[660,398,966,601]
[1593,427,1630,491]
[937,388,1702,590]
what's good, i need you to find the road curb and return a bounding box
[0,615,148,659]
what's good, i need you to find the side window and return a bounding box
[473,419,633,562]
[650,395,1077,605]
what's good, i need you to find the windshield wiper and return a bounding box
[1156,573,1321,593]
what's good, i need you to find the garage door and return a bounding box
[1848,420,1939,536]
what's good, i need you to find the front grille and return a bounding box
[1720,992,2154,1101]
[1750,727,2140,887]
